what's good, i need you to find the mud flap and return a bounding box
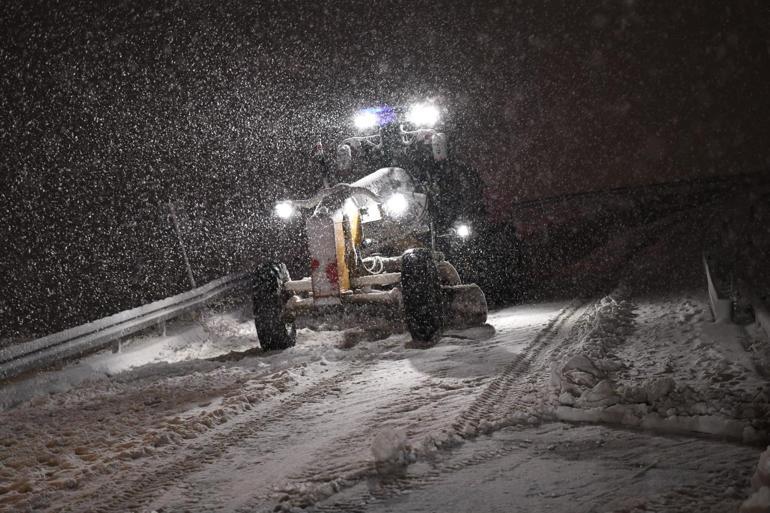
[442,283,488,328]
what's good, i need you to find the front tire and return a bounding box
[401,248,443,343]
[252,262,296,351]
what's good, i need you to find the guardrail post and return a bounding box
[168,201,196,289]
[703,253,732,323]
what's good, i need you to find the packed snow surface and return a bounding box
[0,287,766,512]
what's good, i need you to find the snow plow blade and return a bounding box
[283,281,487,333]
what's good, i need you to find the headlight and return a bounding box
[353,106,395,131]
[455,223,471,238]
[406,103,440,128]
[354,110,378,130]
[274,201,295,219]
[383,193,408,217]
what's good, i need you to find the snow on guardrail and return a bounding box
[0,272,251,381]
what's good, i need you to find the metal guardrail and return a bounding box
[703,254,732,323]
[0,272,251,381]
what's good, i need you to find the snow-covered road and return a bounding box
[322,423,757,513]
[0,289,765,512]
[0,301,574,512]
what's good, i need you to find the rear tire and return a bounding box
[252,262,296,351]
[401,248,443,342]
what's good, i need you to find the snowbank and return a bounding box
[547,287,769,443]
[741,446,770,513]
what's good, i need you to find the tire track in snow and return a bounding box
[147,357,442,512]
[273,303,589,511]
[61,302,579,512]
[62,362,374,513]
[312,302,588,510]
[451,299,590,437]
[316,423,757,513]
[312,428,549,513]
[240,371,468,510]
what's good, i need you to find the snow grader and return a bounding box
[253,103,488,350]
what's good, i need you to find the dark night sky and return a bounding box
[1,0,769,336]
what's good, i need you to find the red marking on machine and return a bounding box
[325,262,339,285]
[311,258,320,271]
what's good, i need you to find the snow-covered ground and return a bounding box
[1,206,769,512]
[324,423,757,513]
[0,289,766,512]
[0,300,564,512]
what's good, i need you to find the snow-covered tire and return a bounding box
[401,248,444,342]
[252,262,296,351]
